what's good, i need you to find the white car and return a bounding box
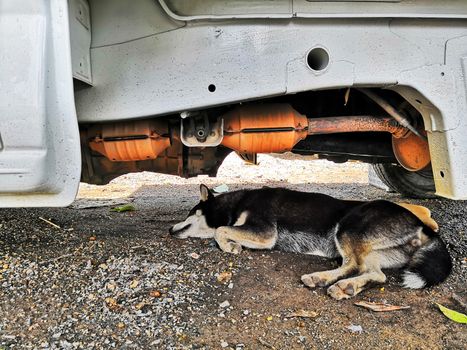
[2,0,467,207]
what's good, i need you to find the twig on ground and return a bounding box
[38,217,61,229]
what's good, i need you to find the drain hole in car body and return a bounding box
[307,47,330,71]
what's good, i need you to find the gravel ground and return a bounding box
[0,153,466,349]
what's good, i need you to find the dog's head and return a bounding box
[169,184,216,239]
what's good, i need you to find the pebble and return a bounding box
[219,300,230,308]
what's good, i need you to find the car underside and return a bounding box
[1,0,467,206]
[79,88,434,198]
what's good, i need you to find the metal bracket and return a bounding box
[180,114,224,147]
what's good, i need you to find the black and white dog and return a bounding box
[170,185,451,300]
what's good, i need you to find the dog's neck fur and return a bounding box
[205,190,247,228]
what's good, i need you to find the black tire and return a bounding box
[372,163,436,198]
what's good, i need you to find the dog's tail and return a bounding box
[402,226,452,289]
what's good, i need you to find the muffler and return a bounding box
[88,120,171,161]
[221,104,309,153]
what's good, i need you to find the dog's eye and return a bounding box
[196,210,202,217]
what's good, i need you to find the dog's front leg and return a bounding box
[215,227,243,254]
[214,225,277,254]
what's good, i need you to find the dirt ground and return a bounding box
[0,153,466,349]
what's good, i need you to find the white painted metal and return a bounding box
[69,0,92,84]
[295,0,467,19]
[161,0,467,19]
[393,35,467,199]
[0,0,81,207]
[76,18,466,123]
[89,0,184,48]
[159,0,292,20]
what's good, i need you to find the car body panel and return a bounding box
[0,0,81,207]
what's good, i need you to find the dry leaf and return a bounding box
[149,290,162,298]
[190,252,200,259]
[105,297,118,309]
[344,88,351,106]
[106,282,116,291]
[285,310,318,318]
[117,322,125,329]
[105,297,117,305]
[129,279,139,289]
[354,301,410,312]
[217,271,232,284]
[266,316,273,321]
[135,302,145,310]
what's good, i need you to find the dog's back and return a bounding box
[227,188,361,256]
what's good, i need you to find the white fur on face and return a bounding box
[171,210,215,239]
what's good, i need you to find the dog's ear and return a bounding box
[200,184,213,202]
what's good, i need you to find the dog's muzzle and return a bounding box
[169,224,191,236]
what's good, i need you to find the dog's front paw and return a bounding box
[301,272,332,288]
[327,280,357,300]
[228,242,242,254]
[219,241,243,254]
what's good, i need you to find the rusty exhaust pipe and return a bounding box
[307,115,408,138]
[220,103,429,171]
[221,104,409,153]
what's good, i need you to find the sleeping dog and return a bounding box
[169,185,451,300]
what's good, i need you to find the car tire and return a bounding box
[371,163,436,198]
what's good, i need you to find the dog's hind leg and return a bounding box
[301,236,359,288]
[327,251,386,300]
[214,221,277,254]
